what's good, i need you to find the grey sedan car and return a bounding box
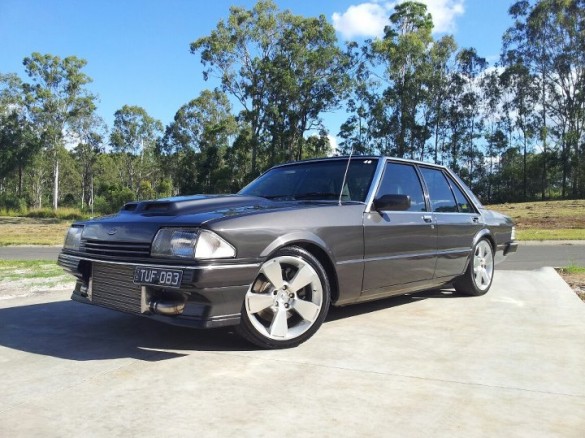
[59,156,517,348]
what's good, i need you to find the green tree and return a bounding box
[500,63,539,199]
[0,73,42,199]
[0,111,41,197]
[191,0,350,172]
[162,89,237,193]
[262,13,350,164]
[503,0,585,199]
[110,105,163,195]
[370,1,434,158]
[21,52,97,209]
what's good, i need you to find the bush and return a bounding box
[26,207,88,221]
[0,194,28,214]
[92,187,136,215]
[93,196,112,215]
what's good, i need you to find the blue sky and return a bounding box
[0,0,513,143]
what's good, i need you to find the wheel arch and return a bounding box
[260,233,340,305]
[463,229,496,271]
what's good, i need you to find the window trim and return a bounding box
[369,160,429,213]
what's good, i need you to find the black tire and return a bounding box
[237,246,331,349]
[454,238,494,296]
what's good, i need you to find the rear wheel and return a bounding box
[237,246,330,349]
[454,238,494,296]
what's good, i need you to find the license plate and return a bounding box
[133,267,183,288]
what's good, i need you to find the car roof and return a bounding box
[271,155,449,171]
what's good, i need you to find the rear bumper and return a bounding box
[59,252,259,329]
[503,241,518,256]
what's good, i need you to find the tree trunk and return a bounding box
[53,158,59,210]
[18,165,23,197]
[540,68,547,201]
[523,133,527,201]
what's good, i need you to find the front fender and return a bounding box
[259,231,337,264]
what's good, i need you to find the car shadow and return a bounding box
[0,288,467,361]
[326,287,467,321]
[0,300,248,362]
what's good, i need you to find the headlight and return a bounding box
[511,226,516,241]
[194,229,236,259]
[64,226,83,250]
[151,228,235,259]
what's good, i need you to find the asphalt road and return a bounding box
[0,243,583,269]
[1,268,584,436]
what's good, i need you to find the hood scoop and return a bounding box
[121,195,267,216]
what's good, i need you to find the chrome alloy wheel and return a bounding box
[473,240,494,292]
[244,255,324,341]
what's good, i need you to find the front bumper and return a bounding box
[58,252,260,329]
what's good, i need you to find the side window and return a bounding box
[449,179,474,213]
[420,167,458,213]
[376,163,426,212]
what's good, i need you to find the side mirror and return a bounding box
[373,194,411,212]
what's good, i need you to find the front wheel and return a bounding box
[454,238,494,296]
[237,246,331,349]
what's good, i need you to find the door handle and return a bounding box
[472,216,480,223]
[422,215,433,223]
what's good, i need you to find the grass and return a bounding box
[0,217,70,246]
[487,199,585,241]
[0,260,69,281]
[0,199,584,245]
[0,207,90,220]
[517,229,585,241]
[559,264,585,275]
[556,264,585,302]
[25,207,89,220]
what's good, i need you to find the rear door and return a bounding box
[362,161,437,293]
[418,167,483,279]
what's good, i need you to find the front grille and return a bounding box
[91,263,142,314]
[81,239,151,258]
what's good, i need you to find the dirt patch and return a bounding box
[556,269,585,302]
[488,200,585,230]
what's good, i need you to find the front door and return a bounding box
[362,162,437,294]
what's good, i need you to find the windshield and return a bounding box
[239,158,379,202]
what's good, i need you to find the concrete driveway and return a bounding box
[1,268,584,437]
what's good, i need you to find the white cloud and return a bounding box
[332,2,389,40]
[425,0,465,33]
[332,0,465,39]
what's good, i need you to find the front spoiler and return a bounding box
[60,252,258,329]
[70,291,242,328]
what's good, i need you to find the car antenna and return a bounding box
[338,147,354,206]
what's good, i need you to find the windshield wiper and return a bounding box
[294,192,338,200]
[262,194,294,200]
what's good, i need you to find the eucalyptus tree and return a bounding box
[71,113,107,210]
[503,0,585,198]
[162,89,237,193]
[370,1,434,158]
[21,52,97,209]
[262,13,350,164]
[338,42,391,156]
[427,35,457,164]
[500,63,540,199]
[0,111,41,197]
[456,48,487,179]
[191,0,350,173]
[110,105,163,196]
[0,73,41,196]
